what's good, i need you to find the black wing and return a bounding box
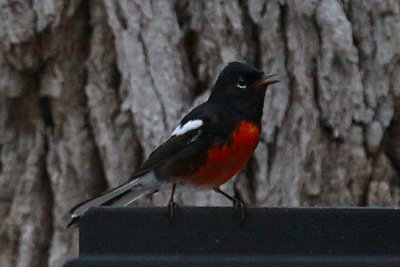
[132,102,216,178]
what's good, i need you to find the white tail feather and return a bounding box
[112,190,148,206]
[70,172,162,219]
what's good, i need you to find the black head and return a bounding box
[209,62,278,103]
[202,62,279,132]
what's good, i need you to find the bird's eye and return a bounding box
[237,77,246,90]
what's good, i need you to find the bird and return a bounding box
[68,62,278,227]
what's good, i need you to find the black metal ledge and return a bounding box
[64,207,400,266]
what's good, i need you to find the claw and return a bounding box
[167,184,178,219]
[214,187,249,225]
[235,200,248,225]
[168,200,179,218]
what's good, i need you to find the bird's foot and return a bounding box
[167,199,179,219]
[233,198,248,225]
[213,188,248,225]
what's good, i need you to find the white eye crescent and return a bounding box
[237,77,246,90]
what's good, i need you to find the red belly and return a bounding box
[186,121,260,188]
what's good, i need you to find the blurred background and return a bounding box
[1,0,400,266]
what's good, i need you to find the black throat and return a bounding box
[209,88,267,129]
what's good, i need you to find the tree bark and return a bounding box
[0,0,399,266]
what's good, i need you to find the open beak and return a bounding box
[252,73,279,90]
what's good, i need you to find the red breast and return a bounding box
[185,121,261,188]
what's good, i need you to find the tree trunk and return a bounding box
[0,0,399,266]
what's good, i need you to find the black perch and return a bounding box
[65,207,400,266]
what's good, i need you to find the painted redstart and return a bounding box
[68,62,278,227]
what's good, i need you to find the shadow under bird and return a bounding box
[68,62,279,227]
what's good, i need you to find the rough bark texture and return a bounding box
[0,0,399,266]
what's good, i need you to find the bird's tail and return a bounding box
[68,172,162,227]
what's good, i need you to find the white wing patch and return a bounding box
[172,119,203,136]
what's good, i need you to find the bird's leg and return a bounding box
[214,188,248,222]
[167,184,178,218]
